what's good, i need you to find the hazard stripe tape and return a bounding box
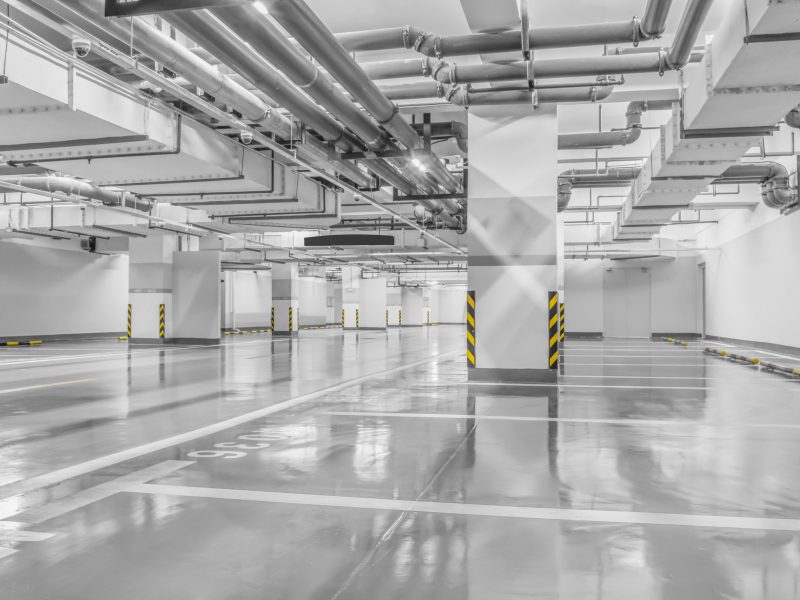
[548,291,559,369]
[158,304,165,339]
[466,290,476,368]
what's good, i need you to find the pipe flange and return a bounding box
[657,49,668,75]
[435,83,445,98]
[450,62,458,85]
[431,60,449,83]
[401,25,412,50]
[589,86,598,102]
[421,58,432,77]
[433,36,443,59]
[445,84,462,103]
[413,31,432,53]
[632,16,642,46]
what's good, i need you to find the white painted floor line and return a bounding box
[321,411,800,430]
[8,460,194,526]
[467,382,747,391]
[0,349,460,503]
[563,363,722,367]
[119,482,800,532]
[0,378,97,396]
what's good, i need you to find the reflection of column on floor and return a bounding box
[358,277,387,330]
[272,263,299,335]
[467,104,558,384]
[342,266,360,329]
[401,287,424,326]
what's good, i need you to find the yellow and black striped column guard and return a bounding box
[355,308,359,328]
[559,302,565,342]
[399,310,402,326]
[159,304,165,339]
[385,309,388,326]
[466,290,476,368]
[127,304,132,338]
[288,307,294,331]
[271,307,275,331]
[341,308,345,328]
[548,292,559,369]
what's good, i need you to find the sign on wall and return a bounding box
[105,0,248,17]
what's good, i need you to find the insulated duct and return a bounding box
[31,0,373,188]
[4,176,153,211]
[447,85,614,107]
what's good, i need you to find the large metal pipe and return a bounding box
[411,121,467,153]
[5,176,153,212]
[209,5,390,152]
[165,11,358,151]
[448,85,614,107]
[715,162,797,209]
[557,168,642,212]
[261,0,420,152]
[559,99,675,150]
[640,0,674,37]
[666,0,715,69]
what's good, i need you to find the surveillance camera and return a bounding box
[72,38,92,58]
[239,130,254,145]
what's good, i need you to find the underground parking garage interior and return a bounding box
[3,0,800,597]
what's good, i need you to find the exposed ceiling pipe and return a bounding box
[785,108,800,129]
[164,11,360,152]
[208,5,391,153]
[665,0,715,69]
[411,122,467,153]
[714,162,798,209]
[2,176,153,212]
[261,0,418,151]
[559,99,675,150]
[364,46,703,86]
[260,0,462,197]
[337,0,672,56]
[447,85,614,107]
[557,167,642,212]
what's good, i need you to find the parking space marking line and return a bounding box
[8,460,194,526]
[319,411,800,429]
[0,378,97,396]
[118,483,800,532]
[0,349,459,502]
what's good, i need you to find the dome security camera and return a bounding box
[239,130,254,145]
[72,38,92,58]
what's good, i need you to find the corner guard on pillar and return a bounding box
[466,290,476,368]
[548,292,558,369]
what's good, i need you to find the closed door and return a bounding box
[603,267,651,338]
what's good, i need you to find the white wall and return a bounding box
[298,277,327,327]
[401,287,425,326]
[0,239,127,338]
[699,202,800,348]
[432,288,466,324]
[222,271,271,329]
[564,257,699,337]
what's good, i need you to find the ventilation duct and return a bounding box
[0,176,152,211]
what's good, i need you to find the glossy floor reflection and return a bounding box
[1,331,800,599]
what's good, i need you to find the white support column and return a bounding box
[329,281,342,326]
[271,263,299,335]
[467,105,559,383]
[423,288,432,326]
[432,287,467,324]
[387,286,402,327]
[172,251,221,343]
[341,266,360,329]
[401,287,425,326]
[358,278,388,330]
[128,236,177,343]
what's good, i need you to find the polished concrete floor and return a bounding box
[1,328,800,598]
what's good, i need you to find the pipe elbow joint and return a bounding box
[430,60,451,84]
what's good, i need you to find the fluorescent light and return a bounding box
[411,158,427,171]
[253,2,268,15]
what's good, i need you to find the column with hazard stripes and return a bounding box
[466,290,476,368]
[548,292,559,369]
[271,263,299,335]
[559,302,565,342]
[159,304,166,340]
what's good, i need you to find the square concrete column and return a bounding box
[433,288,467,324]
[401,287,425,326]
[341,266,360,329]
[271,263,299,335]
[328,281,342,326]
[467,105,559,383]
[358,278,388,329]
[172,251,221,343]
[128,236,177,343]
[423,288,432,325]
[387,286,402,327]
